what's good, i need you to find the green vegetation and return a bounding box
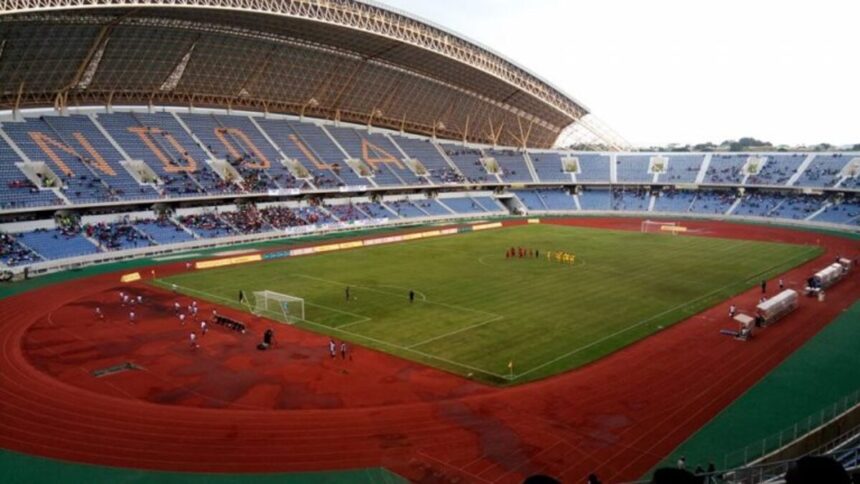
[156,224,821,385]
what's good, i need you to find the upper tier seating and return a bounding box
[96,112,230,197]
[615,156,652,183]
[392,137,462,184]
[530,152,573,183]
[746,154,805,186]
[2,118,116,203]
[441,145,496,184]
[704,154,746,184]
[327,127,424,187]
[0,134,61,209]
[796,154,852,188]
[39,115,159,200]
[283,122,366,187]
[487,149,533,183]
[574,154,611,182]
[656,155,704,184]
[178,113,281,192]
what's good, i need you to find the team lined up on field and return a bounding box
[506,247,575,265]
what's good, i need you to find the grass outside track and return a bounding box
[155,224,822,385]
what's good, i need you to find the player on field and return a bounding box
[95,306,104,320]
[409,290,415,303]
[128,310,136,324]
[189,331,198,349]
[200,320,208,336]
[345,286,350,302]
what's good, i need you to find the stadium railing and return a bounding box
[720,389,860,470]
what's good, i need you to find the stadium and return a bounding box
[0,1,858,482]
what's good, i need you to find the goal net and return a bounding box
[641,220,678,234]
[253,290,305,323]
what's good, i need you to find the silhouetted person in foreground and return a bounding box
[650,468,699,484]
[784,456,849,484]
[522,475,559,484]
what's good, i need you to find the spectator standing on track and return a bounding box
[189,331,198,349]
[706,462,718,483]
[95,306,103,320]
[761,279,767,294]
[329,339,336,358]
[340,341,347,360]
[779,278,785,290]
[179,313,186,325]
[174,301,181,314]
[677,456,686,470]
[129,310,136,324]
[728,304,736,318]
[200,320,208,336]
[137,295,143,305]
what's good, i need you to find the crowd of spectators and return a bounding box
[0,233,40,266]
[177,213,235,238]
[84,221,153,251]
[221,205,269,233]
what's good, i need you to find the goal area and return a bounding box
[641,220,679,234]
[253,290,305,323]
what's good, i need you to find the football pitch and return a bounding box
[153,224,822,384]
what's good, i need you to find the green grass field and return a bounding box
[153,224,821,385]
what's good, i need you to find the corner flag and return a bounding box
[508,360,514,378]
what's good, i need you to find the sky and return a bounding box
[377,0,859,147]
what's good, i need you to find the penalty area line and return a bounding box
[152,281,506,380]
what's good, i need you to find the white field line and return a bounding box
[158,279,373,324]
[295,274,501,318]
[407,312,504,349]
[152,280,508,379]
[511,246,820,381]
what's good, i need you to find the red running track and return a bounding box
[0,218,857,483]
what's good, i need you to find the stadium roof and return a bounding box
[0,0,627,149]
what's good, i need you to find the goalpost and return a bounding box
[641,220,679,234]
[253,290,305,323]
